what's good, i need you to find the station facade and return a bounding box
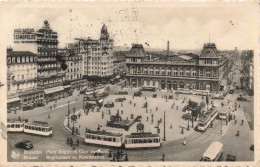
[126,43,229,92]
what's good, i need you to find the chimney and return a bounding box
[167,41,170,55]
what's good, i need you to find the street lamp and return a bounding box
[71,107,77,135]
[67,100,70,128]
[108,149,128,161]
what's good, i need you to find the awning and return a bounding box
[63,85,71,89]
[44,86,64,94]
[7,97,20,103]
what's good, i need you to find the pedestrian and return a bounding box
[76,139,79,146]
[48,113,50,119]
[235,120,237,124]
[121,110,123,114]
[241,119,244,125]
[183,138,187,145]
[70,139,73,147]
[147,117,149,122]
[233,114,236,120]
[67,137,70,144]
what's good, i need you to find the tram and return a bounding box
[124,132,161,148]
[7,118,28,132]
[141,86,157,92]
[24,121,53,137]
[218,106,231,120]
[85,129,123,147]
[197,107,218,131]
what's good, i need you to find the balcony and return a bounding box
[126,61,197,66]
[126,73,219,81]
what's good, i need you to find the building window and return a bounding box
[213,70,217,77]
[186,68,191,77]
[22,75,24,80]
[179,69,184,76]
[168,72,171,76]
[205,69,211,78]
[199,69,203,76]
[192,69,197,77]
[173,68,178,76]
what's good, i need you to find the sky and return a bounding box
[2,2,258,51]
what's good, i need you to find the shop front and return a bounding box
[44,86,64,102]
[63,85,72,98]
[7,96,21,112]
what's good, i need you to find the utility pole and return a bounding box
[163,110,166,141]
[67,100,70,128]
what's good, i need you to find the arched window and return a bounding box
[186,68,191,77]
[179,68,184,76]
[192,68,197,77]
[205,69,211,78]
[173,68,178,76]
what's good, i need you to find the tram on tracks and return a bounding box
[124,132,160,148]
[7,118,28,132]
[197,107,218,131]
[85,129,123,147]
[24,121,53,137]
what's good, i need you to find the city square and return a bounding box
[2,4,256,163]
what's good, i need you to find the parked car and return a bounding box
[115,97,126,102]
[104,102,114,108]
[118,91,128,95]
[226,154,236,161]
[134,91,142,97]
[152,94,157,98]
[34,103,45,108]
[15,140,33,150]
[237,97,247,101]
[22,104,35,111]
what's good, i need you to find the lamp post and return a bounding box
[108,149,128,161]
[71,107,77,135]
[67,100,70,128]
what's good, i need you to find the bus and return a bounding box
[141,86,157,92]
[85,129,123,147]
[124,132,160,148]
[219,106,231,120]
[202,142,223,161]
[7,119,28,132]
[24,121,53,137]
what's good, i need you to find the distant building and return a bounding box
[7,48,44,108]
[13,20,66,102]
[72,24,114,82]
[241,50,254,95]
[125,43,229,92]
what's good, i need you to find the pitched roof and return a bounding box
[7,51,36,57]
[200,43,219,58]
[126,44,146,58]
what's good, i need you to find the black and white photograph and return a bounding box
[0,1,258,165]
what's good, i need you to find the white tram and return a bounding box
[218,106,231,120]
[7,119,28,132]
[24,121,53,137]
[124,132,161,148]
[197,112,212,131]
[197,107,218,131]
[210,107,218,121]
[85,129,123,147]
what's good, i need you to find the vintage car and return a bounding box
[116,91,128,95]
[115,97,126,102]
[15,140,33,150]
[237,97,247,101]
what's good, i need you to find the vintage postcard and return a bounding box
[0,1,258,166]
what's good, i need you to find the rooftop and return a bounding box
[25,121,51,127]
[125,132,160,138]
[85,129,122,137]
[126,44,146,58]
[7,51,37,57]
